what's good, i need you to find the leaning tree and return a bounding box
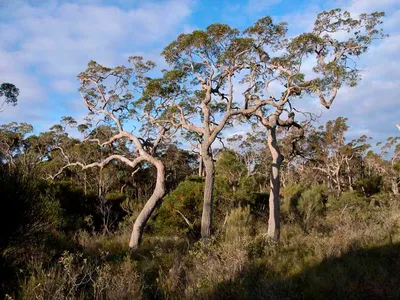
[243,9,386,240]
[52,57,176,249]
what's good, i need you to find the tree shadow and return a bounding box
[210,243,400,300]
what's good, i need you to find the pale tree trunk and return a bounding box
[84,171,87,195]
[201,148,214,240]
[335,168,342,195]
[129,161,165,249]
[198,155,204,177]
[327,175,333,198]
[346,158,353,191]
[348,175,354,191]
[391,176,399,195]
[267,126,283,242]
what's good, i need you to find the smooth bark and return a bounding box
[129,161,165,249]
[391,176,399,195]
[198,155,204,177]
[267,126,283,242]
[200,150,214,240]
[335,168,342,195]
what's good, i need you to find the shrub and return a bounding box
[224,205,252,243]
[297,185,328,231]
[0,167,61,251]
[153,176,204,236]
[20,251,142,300]
[354,174,382,196]
[282,183,306,213]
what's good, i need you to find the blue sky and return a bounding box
[0,0,399,144]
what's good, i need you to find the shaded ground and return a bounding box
[210,243,400,300]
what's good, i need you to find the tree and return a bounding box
[142,9,385,242]
[296,118,370,196]
[367,137,400,195]
[0,122,33,170]
[0,83,19,112]
[243,9,386,240]
[52,58,176,249]
[227,131,269,178]
[145,23,284,241]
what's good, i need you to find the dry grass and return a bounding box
[12,196,400,299]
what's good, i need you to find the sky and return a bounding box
[0,0,399,145]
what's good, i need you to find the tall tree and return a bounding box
[52,58,175,249]
[243,9,386,240]
[145,23,285,240]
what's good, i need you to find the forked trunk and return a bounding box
[267,126,283,242]
[201,150,214,241]
[129,161,165,249]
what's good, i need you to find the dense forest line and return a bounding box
[1,8,399,300]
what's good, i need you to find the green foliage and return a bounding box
[224,206,252,242]
[153,176,204,236]
[336,190,366,206]
[0,167,62,251]
[47,180,97,232]
[282,184,327,230]
[214,150,262,207]
[282,183,306,213]
[298,185,328,229]
[106,191,126,202]
[0,82,19,107]
[354,174,382,196]
[0,7,393,299]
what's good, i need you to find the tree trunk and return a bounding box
[84,172,87,195]
[198,155,204,177]
[267,126,283,242]
[201,150,214,241]
[391,176,399,195]
[129,161,165,249]
[348,175,353,191]
[335,168,342,196]
[327,175,333,198]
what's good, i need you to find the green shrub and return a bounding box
[354,175,382,196]
[153,176,204,236]
[224,206,252,243]
[282,183,306,213]
[298,185,328,231]
[105,191,126,202]
[329,190,366,209]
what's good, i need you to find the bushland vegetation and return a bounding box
[1,9,399,300]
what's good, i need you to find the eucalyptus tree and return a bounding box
[143,9,385,241]
[0,122,33,169]
[143,23,285,240]
[242,9,386,241]
[0,83,19,112]
[367,137,400,195]
[52,57,175,249]
[301,118,370,195]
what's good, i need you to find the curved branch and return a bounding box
[49,154,146,180]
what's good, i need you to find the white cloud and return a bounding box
[0,0,193,128]
[347,0,400,14]
[246,0,282,13]
[51,80,77,93]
